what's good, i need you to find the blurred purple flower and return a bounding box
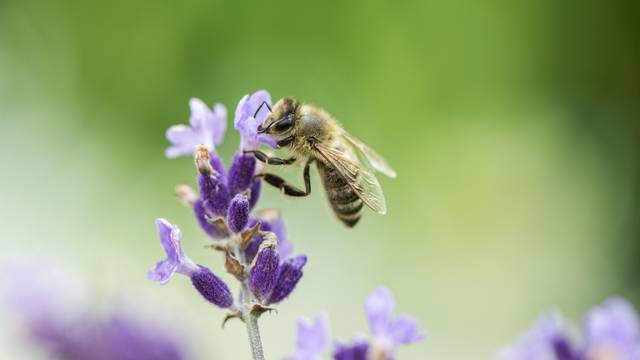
[283,313,331,360]
[364,288,426,359]
[582,297,640,360]
[285,288,425,360]
[24,312,188,360]
[166,98,227,158]
[234,90,277,150]
[2,260,188,360]
[333,337,369,360]
[496,312,574,360]
[497,297,640,360]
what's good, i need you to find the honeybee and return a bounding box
[246,97,396,227]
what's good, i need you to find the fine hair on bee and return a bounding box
[246,97,396,227]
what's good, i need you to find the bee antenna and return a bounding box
[253,101,272,119]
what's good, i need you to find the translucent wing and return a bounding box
[341,131,397,178]
[314,141,387,214]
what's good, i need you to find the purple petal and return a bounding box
[147,259,178,284]
[271,215,292,259]
[233,90,276,150]
[227,194,250,233]
[496,312,567,360]
[365,288,396,336]
[188,98,211,128]
[389,314,426,345]
[267,255,307,304]
[147,219,197,284]
[165,125,199,158]
[211,104,227,145]
[189,98,227,147]
[165,99,227,158]
[583,297,640,359]
[190,266,233,308]
[286,313,330,359]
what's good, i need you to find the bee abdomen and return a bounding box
[333,198,364,227]
[320,164,364,227]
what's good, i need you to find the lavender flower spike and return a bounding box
[234,89,277,150]
[283,313,331,360]
[365,288,426,359]
[148,218,199,284]
[166,98,227,158]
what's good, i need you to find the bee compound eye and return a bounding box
[273,114,294,133]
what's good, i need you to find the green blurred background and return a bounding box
[1,0,638,358]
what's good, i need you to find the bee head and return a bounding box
[257,97,298,136]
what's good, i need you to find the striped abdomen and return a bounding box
[317,161,364,227]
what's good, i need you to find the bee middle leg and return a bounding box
[244,150,296,166]
[255,159,313,197]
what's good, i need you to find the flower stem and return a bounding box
[234,239,265,360]
[243,312,265,360]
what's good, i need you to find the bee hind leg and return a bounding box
[244,150,296,165]
[255,159,313,197]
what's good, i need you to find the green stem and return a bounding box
[235,239,265,360]
[243,312,265,360]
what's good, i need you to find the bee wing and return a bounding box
[313,141,387,215]
[341,131,397,178]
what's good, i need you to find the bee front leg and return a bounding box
[255,159,313,197]
[244,150,296,166]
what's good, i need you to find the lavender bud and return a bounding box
[197,174,230,217]
[248,237,279,302]
[243,219,271,262]
[175,184,198,206]
[192,199,226,239]
[194,146,230,216]
[268,254,307,304]
[209,154,226,179]
[244,239,262,263]
[190,266,233,308]
[248,179,261,210]
[227,194,250,233]
[227,152,256,196]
